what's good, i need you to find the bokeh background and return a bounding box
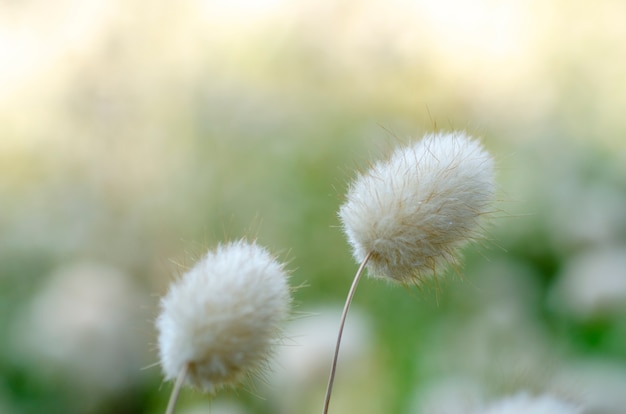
[1,1,626,413]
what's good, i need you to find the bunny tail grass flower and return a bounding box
[156,240,291,414]
[323,131,495,414]
[340,130,495,284]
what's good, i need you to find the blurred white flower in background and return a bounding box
[549,359,626,414]
[179,399,249,414]
[269,306,377,414]
[423,306,559,399]
[410,376,485,414]
[480,392,580,414]
[411,380,580,414]
[550,246,626,319]
[422,258,560,391]
[547,180,626,251]
[11,262,146,395]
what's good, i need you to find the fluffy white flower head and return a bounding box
[339,131,495,283]
[156,240,291,393]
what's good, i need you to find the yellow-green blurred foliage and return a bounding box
[1,1,625,413]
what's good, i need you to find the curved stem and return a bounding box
[322,251,372,414]
[165,363,189,414]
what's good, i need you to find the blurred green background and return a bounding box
[1,1,626,413]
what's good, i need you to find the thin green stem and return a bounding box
[165,363,189,414]
[322,251,372,414]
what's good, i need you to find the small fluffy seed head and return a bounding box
[339,131,495,283]
[156,240,291,393]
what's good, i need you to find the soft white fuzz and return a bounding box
[156,240,291,393]
[339,131,495,283]
[480,392,581,414]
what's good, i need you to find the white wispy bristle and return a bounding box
[339,131,495,283]
[156,240,291,393]
[480,392,581,414]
